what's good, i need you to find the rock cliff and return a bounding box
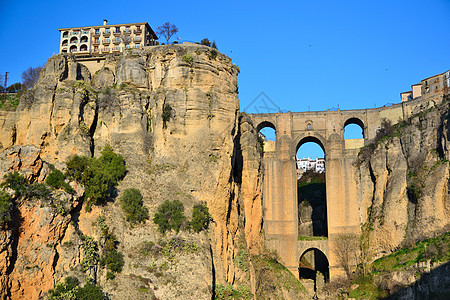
[356,98,450,262]
[0,44,269,299]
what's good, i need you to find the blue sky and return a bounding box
[1,0,449,158]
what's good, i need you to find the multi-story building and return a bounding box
[296,157,325,173]
[58,20,158,55]
[400,69,449,103]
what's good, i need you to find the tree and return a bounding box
[6,83,21,93]
[156,22,179,45]
[334,234,360,279]
[201,38,211,46]
[21,66,43,90]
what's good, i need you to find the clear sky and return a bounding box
[1,0,449,158]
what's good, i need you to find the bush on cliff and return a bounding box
[153,200,185,234]
[48,276,105,300]
[120,188,149,223]
[190,203,212,233]
[1,172,49,200]
[46,168,73,194]
[66,146,126,210]
[0,191,12,226]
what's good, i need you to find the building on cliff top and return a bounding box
[58,19,158,55]
[400,69,449,103]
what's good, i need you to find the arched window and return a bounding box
[69,45,77,53]
[80,36,88,43]
[80,44,88,52]
[70,37,78,44]
[62,39,68,46]
[62,31,68,38]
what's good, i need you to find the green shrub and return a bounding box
[190,203,211,232]
[46,169,73,194]
[210,49,218,60]
[1,172,29,198]
[120,188,149,223]
[80,236,98,272]
[100,248,124,273]
[66,146,126,210]
[153,200,185,234]
[201,38,211,46]
[48,277,105,300]
[1,172,49,200]
[0,191,12,227]
[182,54,194,66]
[162,104,172,129]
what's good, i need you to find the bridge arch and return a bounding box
[299,247,330,283]
[295,134,326,154]
[344,117,365,139]
[256,120,276,132]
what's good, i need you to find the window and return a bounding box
[62,40,68,46]
[126,27,130,33]
[94,38,99,43]
[135,35,141,41]
[82,30,89,34]
[104,46,109,51]
[94,46,98,52]
[115,28,120,33]
[136,44,140,48]
[73,31,79,35]
[95,29,100,34]
[125,44,130,49]
[62,31,68,38]
[115,37,120,43]
[307,124,312,130]
[115,45,120,51]
[105,28,110,34]
[105,38,110,43]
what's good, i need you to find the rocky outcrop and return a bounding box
[356,99,450,261]
[0,44,266,299]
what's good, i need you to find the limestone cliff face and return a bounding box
[0,44,265,299]
[356,99,450,260]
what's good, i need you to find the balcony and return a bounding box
[103,31,111,36]
[113,39,121,44]
[93,31,100,37]
[113,31,121,36]
[92,40,100,45]
[134,29,142,34]
[124,30,131,35]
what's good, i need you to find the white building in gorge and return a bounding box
[296,157,325,173]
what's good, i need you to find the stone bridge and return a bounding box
[248,97,438,280]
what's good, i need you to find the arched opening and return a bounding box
[256,121,276,153]
[80,36,88,43]
[80,44,88,52]
[62,39,68,46]
[344,117,364,139]
[299,248,329,288]
[70,37,78,44]
[296,137,327,238]
[69,45,77,53]
[62,31,68,38]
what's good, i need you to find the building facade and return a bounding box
[400,70,449,103]
[58,20,158,55]
[296,157,325,173]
